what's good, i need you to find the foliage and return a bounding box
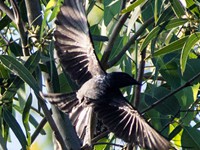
[0,0,200,149]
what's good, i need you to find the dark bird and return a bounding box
[42,0,172,149]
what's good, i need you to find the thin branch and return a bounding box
[142,72,200,114]
[36,95,69,150]
[10,0,29,56]
[92,130,110,143]
[0,1,15,22]
[24,0,42,26]
[93,142,124,148]
[108,17,155,68]
[133,47,146,107]
[101,12,131,69]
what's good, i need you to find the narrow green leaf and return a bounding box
[169,0,185,18]
[156,5,174,25]
[149,36,188,58]
[0,15,12,30]
[0,55,40,95]
[29,115,46,135]
[0,64,10,78]
[0,132,7,150]
[121,0,146,14]
[22,94,32,145]
[48,0,63,22]
[3,109,27,150]
[140,19,187,52]
[180,32,200,74]
[1,51,41,101]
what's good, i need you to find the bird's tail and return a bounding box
[40,92,95,147]
[41,92,79,113]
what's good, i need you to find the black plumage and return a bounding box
[42,0,172,149]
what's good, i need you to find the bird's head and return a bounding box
[106,72,141,88]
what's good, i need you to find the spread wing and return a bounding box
[54,0,105,86]
[93,93,171,150]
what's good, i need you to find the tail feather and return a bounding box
[40,92,94,147]
[41,92,78,113]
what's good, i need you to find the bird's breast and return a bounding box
[77,75,109,101]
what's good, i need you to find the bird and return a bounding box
[42,0,172,149]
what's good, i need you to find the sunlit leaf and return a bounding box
[180,32,200,74]
[186,0,200,17]
[121,0,146,14]
[148,36,188,58]
[140,19,187,52]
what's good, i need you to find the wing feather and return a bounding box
[55,0,105,86]
[93,95,171,150]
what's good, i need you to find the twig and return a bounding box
[101,12,131,69]
[133,47,146,107]
[36,95,69,150]
[24,0,42,26]
[93,142,124,148]
[10,0,29,56]
[142,72,200,114]
[0,1,15,22]
[108,17,155,68]
[92,130,110,143]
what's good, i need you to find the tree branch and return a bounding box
[108,17,155,68]
[133,47,146,107]
[36,95,69,150]
[142,72,200,114]
[10,0,29,56]
[0,1,15,22]
[101,12,131,69]
[24,0,42,26]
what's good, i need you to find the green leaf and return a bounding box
[1,51,41,101]
[0,55,40,96]
[144,85,180,115]
[3,109,27,150]
[183,59,200,84]
[121,0,146,14]
[22,94,32,146]
[0,131,7,150]
[0,64,10,78]
[48,0,63,22]
[169,0,186,18]
[149,36,189,58]
[156,6,174,25]
[180,32,200,74]
[29,115,46,135]
[104,0,121,26]
[182,126,200,149]
[169,125,182,140]
[0,15,12,30]
[140,19,187,52]
[186,0,200,17]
